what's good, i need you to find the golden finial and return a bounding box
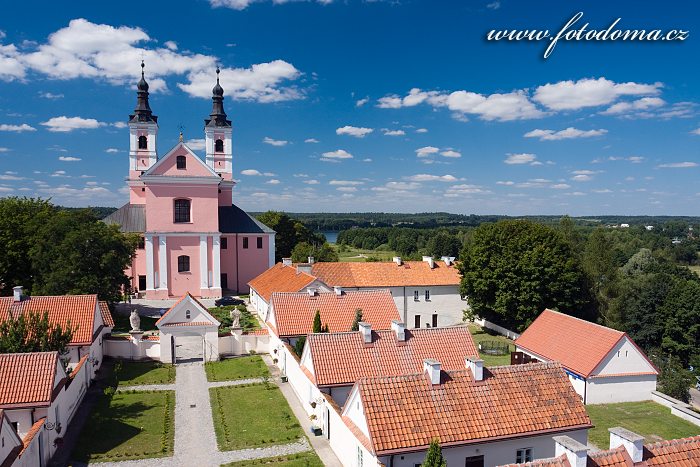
[179,131,184,142]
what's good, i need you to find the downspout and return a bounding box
[389,454,394,467]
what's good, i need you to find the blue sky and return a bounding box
[0,0,699,215]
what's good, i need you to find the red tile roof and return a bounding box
[587,446,634,466]
[248,263,317,302]
[306,326,479,386]
[645,435,700,466]
[353,361,591,455]
[0,352,60,408]
[515,309,656,378]
[99,301,114,327]
[500,454,571,467]
[311,260,460,287]
[19,418,45,456]
[269,289,400,337]
[0,295,98,345]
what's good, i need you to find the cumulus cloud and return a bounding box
[266,179,281,184]
[691,128,700,136]
[372,181,421,192]
[524,127,607,141]
[571,174,593,182]
[241,169,263,176]
[263,136,288,146]
[105,148,119,153]
[551,183,571,189]
[355,97,369,107]
[444,184,490,197]
[600,97,665,116]
[336,126,373,138]
[336,186,357,192]
[497,180,514,186]
[58,156,81,161]
[185,138,206,150]
[440,150,461,158]
[0,147,9,152]
[406,174,459,182]
[415,128,428,133]
[329,180,363,186]
[415,146,439,158]
[41,116,105,132]
[39,92,64,99]
[0,123,36,132]
[504,153,537,165]
[321,149,353,161]
[656,162,698,168]
[533,77,662,111]
[486,1,500,9]
[304,179,320,185]
[163,40,177,51]
[382,129,405,136]
[304,138,319,143]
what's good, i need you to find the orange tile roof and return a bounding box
[645,435,700,466]
[311,260,461,287]
[99,301,114,327]
[515,309,656,378]
[248,263,317,302]
[306,326,479,386]
[270,289,400,337]
[0,295,98,345]
[500,454,571,467]
[353,361,591,455]
[19,418,45,456]
[588,446,635,466]
[70,354,89,380]
[0,409,23,467]
[0,352,59,408]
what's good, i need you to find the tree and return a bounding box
[459,220,591,332]
[312,309,329,333]
[256,211,326,262]
[291,242,339,263]
[0,310,74,354]
[421,439,446,467]
[583,229,620,327]
[651,352,694,402]
[293,336,306,357]
[350,309,363,331]
[426,231,462,258]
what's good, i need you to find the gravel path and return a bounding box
[116,383,176,392]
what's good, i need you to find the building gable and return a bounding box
[156,293,221,328]
[143,142,219,178]
[592,335,658,377]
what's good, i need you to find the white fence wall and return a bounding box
[651,390,700,427]
[473,318,521,339]
[104,337,161,360]
[219,332,270,356]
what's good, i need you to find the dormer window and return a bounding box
[138,135,148,149]
[174,198,191,223]
[176,155,186,170]
[215,139,224,153]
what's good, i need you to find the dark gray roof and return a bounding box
[103,204,146,232]
[219,205,275,234]
[102,203,273,235]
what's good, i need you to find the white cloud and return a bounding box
[105,148,119,153]
[524,127,607,141]
[440,150,461,158]
[39,92,64,99]
[362,158,372,162]
[355,97,369,107]
[329,180,363,186]
[0,123,36,132]
[415,146,439,158]
[415,128,428,133]
[304,138,319,143]
[336,186,357,192]
[533,77,662,111]
[406,174,459,182]
[551,183,571,189]
[321,149,353,161]
[336,126,373,138]
[41,116,105,132]
[185,138,206,150]
[266,179,281,184]
[627,156,645,163]
[486,1,500,9]
[372,181,421,192]
[444,184,490,197]
[112,121,127,129]
[382,129,405,136]
[504,153,537,165]
[691,128,700,136]
[0,173,24,180]
[263,136,288,146]
[304,179,320,185]
[241,169,263,176]
[58,156,81,161]
[497,180,514,186]
[209,0,334,10]
[656,162,698,168]
[571,174,593,182]
[50,170,67,177]
[600,97,665,115]
[0,147,9,152]
[572,170,598,175]
[163,40,178,51]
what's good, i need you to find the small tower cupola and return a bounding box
[127,61,159,194]
[205,67,233,183]
[130,61,158,124]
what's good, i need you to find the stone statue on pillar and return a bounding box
[129,310,141,331]
[230,308,241,329]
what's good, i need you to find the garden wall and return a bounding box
[651,390,700,427]
[473,317,521,339]
[104,335,160,360]
[218,330,270,356]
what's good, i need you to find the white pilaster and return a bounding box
[145,234,155,290]
[158,235,168,290]
[212,235,221,289]
[200,235,209,288]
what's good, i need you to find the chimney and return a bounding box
[466,356,484,381]
[297,263,312,274]
[393,256,402,266]
[441,256,455,266]
[307,288,318,297]
[423,359,441,385]
[282,258,292,267]
[13,286,23,302]
[358,322,372,343]
[307,256,315,264]
[553,436,588,467]
[422,256,435,268]
[609,427,644,463]
[334,286,343,296]
[391,320,406,341]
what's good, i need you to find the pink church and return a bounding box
[104,63,275,299]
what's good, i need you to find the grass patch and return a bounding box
[222,451,324,466]
[114,360,175,386]
[210,383,303,451]
[70,390,175,462]
[468,324,515,367]
[209,304,260,333]
[112,313,159,334]
[330,243,398,262]
[587,401,700,448]
[205,355,270,382]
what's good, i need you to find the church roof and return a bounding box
[103,203,273,234]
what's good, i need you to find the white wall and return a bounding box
[593,337,657,376]
[0,415,21,465]
[13,426,47,467]
[586,374,657,404]
[104,336,161,361]
[325,399,374,467]
[218,332,269,356]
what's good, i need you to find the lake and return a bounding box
[320,231,339,243]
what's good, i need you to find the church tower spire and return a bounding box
[130,61,158,124]
[128,61,159,191]
[205,67,233,181]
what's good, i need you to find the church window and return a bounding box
[242,237,249,249]
[215,139,224,153]
[178,255,190,273]
[138,135,148,149]
[174,199,191,223]
[176,155,186,169]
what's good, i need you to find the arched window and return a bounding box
[215,139,224,153]
[176,155,186,170]
[174,199,191,223]
[177,255,190,273]
[138,135,148,149]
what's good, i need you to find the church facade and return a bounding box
[105,63,274,299]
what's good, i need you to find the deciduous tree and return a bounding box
[0,310,74,354]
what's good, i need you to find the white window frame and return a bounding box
[516,447,533,463]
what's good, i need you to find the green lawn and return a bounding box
[330,243,398,262]
[209,305,261,333]
[112,313,159,334]
[468,324,515,367]
[210,383,303,450]
[114,360,175,386]
[587,401,700,449]
[222,451,324,466]
[70,390,175,462]
[205,356,270,382]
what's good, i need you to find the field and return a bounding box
[222,452,324,466]
[331,243,398,262]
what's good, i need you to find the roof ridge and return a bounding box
[542,308,624,335]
